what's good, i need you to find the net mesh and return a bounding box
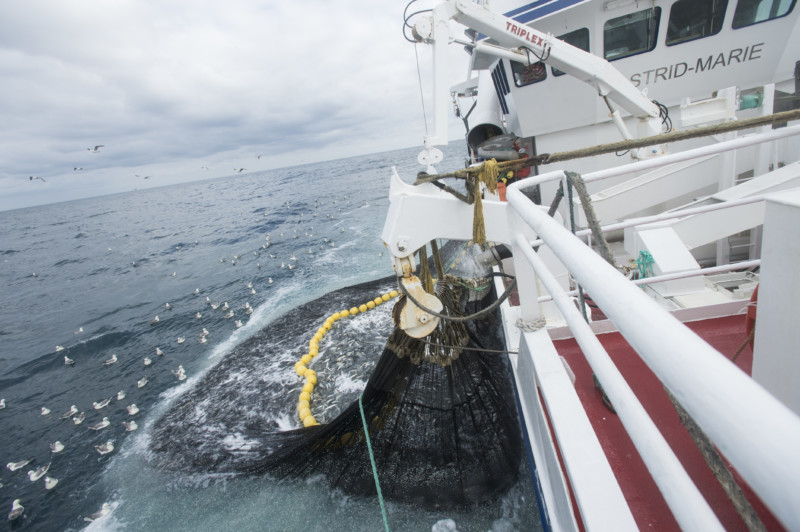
[250,283,522,508]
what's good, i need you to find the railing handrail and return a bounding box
[506,185,800,530]
[537,259,760,303]
[530,194,768,248]
[520,124,800,192]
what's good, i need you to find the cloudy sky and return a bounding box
[0,1,468,211]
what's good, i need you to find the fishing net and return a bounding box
[151,244,523,509]
[253,284,522,508]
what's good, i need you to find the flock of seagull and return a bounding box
[28,147,271,183]
[2,192,370,524]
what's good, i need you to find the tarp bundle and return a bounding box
[151,272,523,509]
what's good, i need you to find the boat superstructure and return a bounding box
[383,0,800,529]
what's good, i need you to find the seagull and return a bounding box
[155,347,163,356]
[193,288,200,295]
[122,420,138,432]
[88,417,110,430]
[84,502,111,521]
[199,336,207,344]
[75,326,84,334]
[44,476,58,490]
[103,354,118,366]
[137,376,147,388]
[72,412,85,424]
[127,404,139,415]
[94,441,114,455]
[143,357,152,366]
[64,355,75,365]
[87,145,104,152]
[268,277,273,284]
[177,336,185,344]
[29,175,46,182]
[235,320,243,328]
[8,499,23,521]
[116,390,126,400]
[135,174,151,179]
[93,398,111,410]
[61,405,78,419]
[223,310,234,319]
[7,460,32,472]
[221,302,229,311]
[27,463,50,482]
[74,167,85,171]
[234,168,246,173]
[55,345,64,352]
[194,312,202,319]
[150,315,160,325]
[165,302,172,310]
[50,441,64,453]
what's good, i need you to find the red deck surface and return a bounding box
[552,314,785,531]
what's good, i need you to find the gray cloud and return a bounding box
[0,0,467,211]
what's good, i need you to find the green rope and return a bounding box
[359,394,390,532]
[636,250,655,279]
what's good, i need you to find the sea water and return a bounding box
[0,143,542,531]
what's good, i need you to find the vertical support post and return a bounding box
[752,191,800,416]
[510,210,542,323]
[716,131,737,265]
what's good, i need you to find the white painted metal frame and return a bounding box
[514,233,724,531]
[505,181,800,530]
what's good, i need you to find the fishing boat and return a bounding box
[381,0,800,530]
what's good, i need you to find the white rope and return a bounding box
[516,316,546,332]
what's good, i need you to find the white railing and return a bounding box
[536,259,760,303]
[524,124,800,194]
[505,180,800,531]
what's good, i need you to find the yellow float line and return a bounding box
[294,289,399,427]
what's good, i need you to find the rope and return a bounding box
[413,108,800,185]
[636,250,655,279]
[471,159,499,245]
[396,273,517,323]
[413,43,428,138]
[420,339,519,355]
[666,389,766,532]
[731,328,756,363]
[515,316,546,332]
[358,394,390,532]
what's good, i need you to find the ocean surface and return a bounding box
[0,143,541,531]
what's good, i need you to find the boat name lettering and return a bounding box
[629,42,764,87]
[505,21,545,47]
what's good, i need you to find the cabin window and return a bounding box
[552,28,590,76]
[732,0,796,28]
[510,59,547,87]
[604,7,661,61]
[666,0,728,45]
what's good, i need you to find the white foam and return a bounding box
[332,373,366,395]
[222,432,259,452]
